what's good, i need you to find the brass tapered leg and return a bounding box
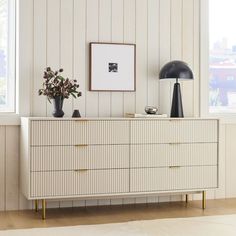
[35,200,38,212]
[42,199,46,220]
[185,194,189,204]
[202,191,206,210]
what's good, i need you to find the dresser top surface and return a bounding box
[21,117,220,121]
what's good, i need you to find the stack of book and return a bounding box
[125,113,168,118]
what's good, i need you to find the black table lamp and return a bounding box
[159,60,194,118]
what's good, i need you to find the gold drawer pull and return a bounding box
[74,169,88,172]
[169,166,181,169]
[75,144,88,147]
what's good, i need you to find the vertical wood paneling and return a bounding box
[147,0,159,107]
[0,127,5,211]
[98,0,112,117]
[56,24,76,205]
[60,0,74,118]
[29,0,200,120]
[33,0,47,116]
[225,125,236,197]
[169,0,182,200]
[123,0,136,114]
[5,127,19,210]
[46,0,60,117]
[159,0,171,116]
[111,0,124,116]
[17,0,33,116]
[73,0,86,117]
[135,0,148,113]
[182,0,194,117]
[193,0,200,116]
[171,0,182,60]
[86,0,99,117]
[216,124,226,199]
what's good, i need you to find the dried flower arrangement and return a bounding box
[38,67,82,102]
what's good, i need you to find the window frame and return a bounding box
[200,0,236,123]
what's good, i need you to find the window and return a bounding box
[209,0,236,114]
[0,0,15,112]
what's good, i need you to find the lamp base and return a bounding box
[171,82,184,118]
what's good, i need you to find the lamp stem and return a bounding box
[170,81,184,117]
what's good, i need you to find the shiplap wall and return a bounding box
[27,0,200,118]
[1,0,231,211]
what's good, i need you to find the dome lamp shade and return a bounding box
[159,61,194,118]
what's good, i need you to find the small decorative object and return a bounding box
[159,60,194,118]
[38,67,82,117]
[89,42,136,91]
[125,113,167,118]
[145,106,158,114]
[72,109,81,118]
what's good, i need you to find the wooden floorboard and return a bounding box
[1,198,236,230]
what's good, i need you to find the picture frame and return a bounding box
[89,42,136,91]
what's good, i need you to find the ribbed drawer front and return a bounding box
[130,143,218,168]
[130,166,218,192]
[130,120,218,144]
[31,169,129,198]
[31,120,129,146]
[31,145,129,171]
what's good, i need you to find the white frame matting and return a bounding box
[89,42,136,91]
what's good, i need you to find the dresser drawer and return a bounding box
[30,169,129,198]
[130,119,218,144]
[130,143,218,168]
[130,166,217,192]
[31,145,129,171]
[31,120,129,146]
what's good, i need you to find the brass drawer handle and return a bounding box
[75,119,88,122]
[75,144,88,147]
[169,166,181,169]
[74,169,88,172]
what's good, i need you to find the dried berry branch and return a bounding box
[38,67,82,102]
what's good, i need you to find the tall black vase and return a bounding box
[52,96,64,117]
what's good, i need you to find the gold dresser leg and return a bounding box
[202,191,206,210]
[185,194,189,204]
[35,200,38,212]
[42,199,46,220]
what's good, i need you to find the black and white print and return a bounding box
[109,63,118,73]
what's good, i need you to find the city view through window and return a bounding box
[209,0,236,113]
[0,0,8,108]
[0,0,14,112]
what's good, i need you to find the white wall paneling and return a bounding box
[159,0,171,117]
[0,127,5,211]
[123,0,136,115]
[111,0,124,116]
[98,0,112,117]
[24,0,200,118]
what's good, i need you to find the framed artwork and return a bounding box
[89,42,136,91]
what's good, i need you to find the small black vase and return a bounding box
[52,96,64,117]
[72,109,81,118]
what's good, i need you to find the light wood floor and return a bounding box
[1,198,236,230]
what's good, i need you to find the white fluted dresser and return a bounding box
[20,117,219,219]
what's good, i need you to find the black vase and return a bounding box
[52,96,64,117]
